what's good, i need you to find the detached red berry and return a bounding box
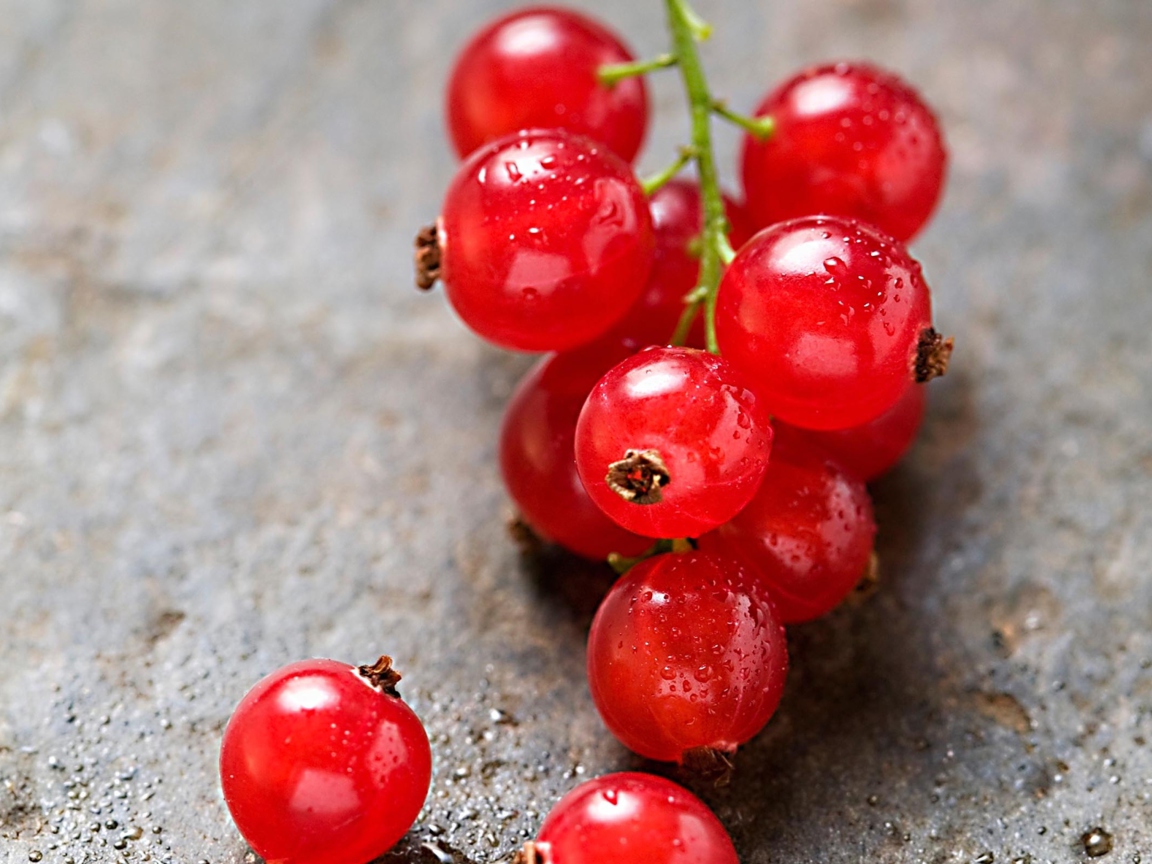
[741,61,947,241]
[716,215,949,430]
[219,657,431,864]
[586,550,788,764]
[446,7,649,163]
[520,772,738,864]
[423,129,655,352]
[575,346,772,539]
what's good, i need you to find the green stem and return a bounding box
[598,52,677,86]
[665,0,726,354]
[640,147,697,196]
[712,99,776,140]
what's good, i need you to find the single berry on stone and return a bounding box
[517,772,739,864]
[219,657,431,864]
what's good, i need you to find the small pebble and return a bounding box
[1083,828,1114,858]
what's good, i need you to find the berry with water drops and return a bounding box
[699,436,876,623]
[575,346,772,539]
[522,772,739,864]
[219,657,431,864]
[586,550,788,763]
[741,61,947,241]
[446,8,649,163]
[716,214,948,430]
[426,129,655,352]
[773,381,927,482]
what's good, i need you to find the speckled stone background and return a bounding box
[1,0,1150,862]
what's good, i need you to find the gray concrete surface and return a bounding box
[1,0,1151,862]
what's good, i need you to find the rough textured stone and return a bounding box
[1,1,1150,862]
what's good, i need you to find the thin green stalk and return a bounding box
[598,52,677,86]
[712,99,776,140]
[640,146,697,195]
[665,0,727,354]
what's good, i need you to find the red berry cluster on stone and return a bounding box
[218,4,953,863]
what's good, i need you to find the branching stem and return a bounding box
[664,0,729,354]
[598,52,678,86]
[640,147,697,196]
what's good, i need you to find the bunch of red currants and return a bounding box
[217,4,952,863]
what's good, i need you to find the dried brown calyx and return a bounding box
[682,745,735,788]
[606,449,671,505]
[915,327,954,382]
[511,841,543,864]
[414,223,441,290]
[357,655,403,697]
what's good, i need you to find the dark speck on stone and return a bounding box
[1083,828,1114,857]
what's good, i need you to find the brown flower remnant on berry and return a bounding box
[606,449,671,505]
[682,745,735,788]
[414,223,442,290]
[915,326,953,382]
[357,656,403,698]
[511,841,542,864]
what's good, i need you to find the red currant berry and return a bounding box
[447,8,648,163]
[774,381,926,481]
[575,347,772,539]
[586,550,788,763]
[501,336,651,560]
[716,215,941,430]
[698,438,876,623]
[434,129,655,352]
[614,179,754,346]
[741,62,947,242]
[220,657,431,864]
[528,772,738,864]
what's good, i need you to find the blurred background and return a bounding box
[0,1,1150,862]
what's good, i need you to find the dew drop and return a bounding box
[504,161,522,182]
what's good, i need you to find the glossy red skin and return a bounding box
[220,660,432,864]
[446,7,648,163]
[774,381,926,481]
[699,438,876,623]
[575,347,772,539]
[500,337,651,560]
[614,180,755,346]
[439,129,654,352]
[716,215,933,430]
[535,772,738,864]
[536,773,738,864]
[586,551,788,762]
[741,62,946,242]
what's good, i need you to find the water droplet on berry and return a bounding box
[504,161,522,182]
